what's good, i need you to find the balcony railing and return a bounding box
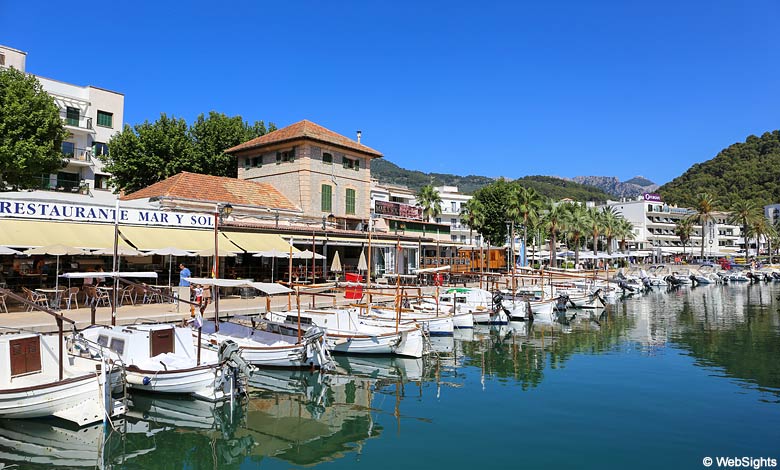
[33,176,89,194]
[62,147,94,164]
[61,113,93,131]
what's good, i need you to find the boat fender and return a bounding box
[142,376,152,385]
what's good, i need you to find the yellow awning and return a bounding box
[0,219,119,249]
[118,226,215,251]
[220,231,298,253]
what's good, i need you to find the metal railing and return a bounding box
[61,113,93,130]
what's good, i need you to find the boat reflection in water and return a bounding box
[0,417,151,469]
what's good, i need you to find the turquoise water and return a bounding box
[1,283,779,469]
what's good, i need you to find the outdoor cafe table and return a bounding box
[35,287,65,308]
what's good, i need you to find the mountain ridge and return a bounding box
[371,159,655,201]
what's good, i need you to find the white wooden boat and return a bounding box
[358,306,455,336]
[266,309,424,358]
[79,324,252,401]
[198,319,334,370]
[0,333,125,427]
[0,289,125,427]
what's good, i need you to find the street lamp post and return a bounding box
[213,202,233,332]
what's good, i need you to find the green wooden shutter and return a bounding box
[321,184,332,212]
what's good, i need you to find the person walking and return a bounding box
[177,264,191,312]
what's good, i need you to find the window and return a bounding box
[323,153,333,165]
[343,157,359,170]
[244,158,251,169]
[109,338,125,355]
[451,202,457,212]
[66,107,80,126]
[346,188,356,215]
[93,142,108,157]
[97,110,113,128]
[451,218,457,226]
[62,141,75,157]
[276,148,295,164]
[252,157,262,167]
[322,184,333,212]
[436,218,441,223]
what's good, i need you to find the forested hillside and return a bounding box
[659,131,780,207]
[371,159,613,201]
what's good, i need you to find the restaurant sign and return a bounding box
[374,200,423,220]
[0,199,214,228]
[643,193,662,202]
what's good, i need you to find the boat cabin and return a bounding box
[0,333,61,386]
[439,288,492,308]
[84,325,197,364]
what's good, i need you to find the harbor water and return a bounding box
[1,282,779,469]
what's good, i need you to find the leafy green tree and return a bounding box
[103,113,194,193]
[190,111,275,178]
[0,67,68,189]
[416,184,443,222]
[471,178,515,245]
[659,130,780,207]
[728,200,761,257]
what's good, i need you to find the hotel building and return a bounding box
[0,45,124,194]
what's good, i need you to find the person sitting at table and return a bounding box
[96,267,107,286]
[83,268,96,287]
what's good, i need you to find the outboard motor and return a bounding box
[772,272,780,281]
[555,294,570,312]
[302,326,334,371]
[689,274,699,287]
[218,340,255,398]
[617,280,635,294]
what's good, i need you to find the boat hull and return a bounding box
[125,364,225,401]
[0,373,121,426]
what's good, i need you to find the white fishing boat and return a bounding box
[78,323,252,401]
[431,288,507,324]
[265,308,424,358]
[358,306,455,336]
[199,319,333,369]
[0,289,125,427]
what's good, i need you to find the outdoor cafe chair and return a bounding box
[0,292,7,313]
[22,287,49,311]
[65,287,80,310]
[120,285,136,306]
[92,286,111,307]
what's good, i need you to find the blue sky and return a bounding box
[3,0,779,185]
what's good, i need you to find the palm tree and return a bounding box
[585,206,605,256]
[748,217,771,261]
[461,199,486,246]
[541,200,565,267]
[616,218,635,253]
[675,218,694,258]
[688,193,718,260]
[513,186,543,267]
[562,203,588,267]
[416,185,442,222]
[601,207,622,255]
[728,200,761,258]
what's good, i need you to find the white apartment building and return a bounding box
[0,45,124,193]
[607,194,741,257]
[433,186,477,245]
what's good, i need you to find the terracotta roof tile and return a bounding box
[121,172,299,211]
[225,119,383,158]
